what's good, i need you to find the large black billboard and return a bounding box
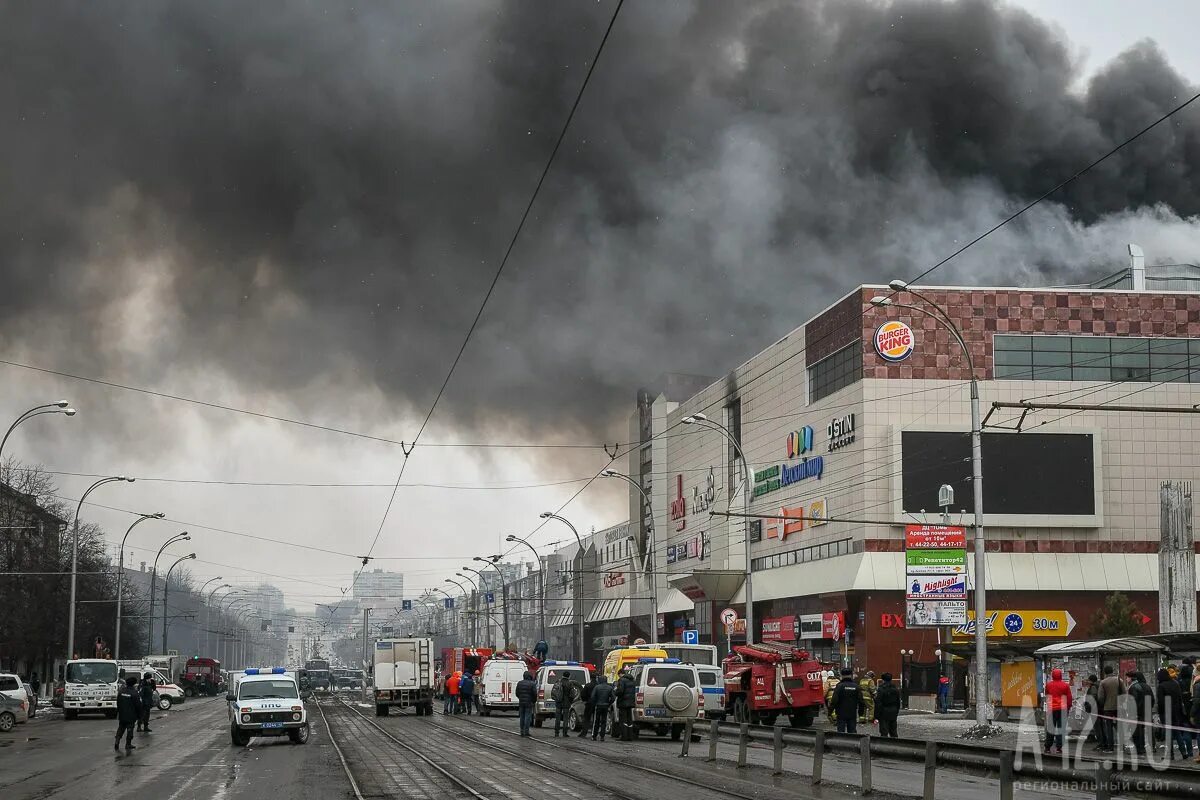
[901,431,1096,516]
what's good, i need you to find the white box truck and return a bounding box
[373,638,434,717]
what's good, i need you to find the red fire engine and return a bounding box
[722,642,825,726]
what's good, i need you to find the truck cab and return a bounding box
[62,659,120,720]
[226,668,308,746]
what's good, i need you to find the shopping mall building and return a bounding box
[626,258,1200,706]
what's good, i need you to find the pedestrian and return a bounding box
[1082,674,1099,743]
[442,673,455,715]
[936,675,950,714]
[578,676,595,738]
[874,673,901,738]
[1043,667,1072,755]
[138,672,156,733]
[515,670,538,736]
[30,672,40,699]
[1156,667,1193,759]
[473,670,484,714]
[459,671,475,716]
[447,671,461,715]
[115,675,141,753]
[533,640,549,662]
[1126,670,1154,758]
[615,668,637,741]
[551,673,577,737]
[1096,665,1123,752]
[824,674,839,723]
[858,670,877,724]
[829,669,861,734]
[589,675,615,741]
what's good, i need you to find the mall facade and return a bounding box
[627,264,1200,702]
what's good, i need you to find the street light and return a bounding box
[163,553,197,652]
[539,512,587,661]
[474,556,510,646]
[445,578,472,643]
[205,583,232,657]
[506,535,546,646]
[114,511,166,659]
[68,475,134,661]
[873,282,989,726]
[601,469,658,644]
[147,531,190,654]
[0,401,75,464]
[681,411,755,647]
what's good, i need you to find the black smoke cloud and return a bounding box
[1,0,1197,444]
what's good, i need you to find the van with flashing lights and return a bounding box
[602,646,667,682]
[226,667,308,746]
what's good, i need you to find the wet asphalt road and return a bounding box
[0,696,351,800]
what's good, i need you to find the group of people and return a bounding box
[441,670,482,715]
[824,668,902,737]
[113,672,158,753]
[1044,658,1200,760]
[513,669,639,742]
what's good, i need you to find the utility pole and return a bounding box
[1160,481,1196,632]
[361,608,371,705]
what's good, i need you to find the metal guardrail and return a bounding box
[678,719,1200,799]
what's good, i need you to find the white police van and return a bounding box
[226,668,308,746]
[533,660,591,730]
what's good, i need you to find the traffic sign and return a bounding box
[402,600,412,611]
[719,607,738,626]
[953,610,1077,638]
[682,629,699,645]
[485,592,495,604]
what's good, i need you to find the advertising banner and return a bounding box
[907,574,967,599]
[952,610,1077,639]
[905,524,967,549]
[761,615,797,642]
[905,599,968,627]
[905,548,967,574]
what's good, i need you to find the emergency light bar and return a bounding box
[542,660,580,666]
[243,667,288,675]
[637,657,682,664]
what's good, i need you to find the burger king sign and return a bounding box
[874,320,915,362]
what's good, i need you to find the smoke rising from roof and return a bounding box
[1,0,1197,444]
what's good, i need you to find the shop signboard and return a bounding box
[905,599,968,627]
[906,574,967,599]
[905,524,966,549]
[952,610,1077,639]
[797,611,845,640]
[905,548,967,574]
[761,615,797,642]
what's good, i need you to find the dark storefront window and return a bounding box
[807,343,863,403]
[751,538,853,571]
[994,334,1200,382]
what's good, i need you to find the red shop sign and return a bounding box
[905,524,966,550]
[761,615,797,642]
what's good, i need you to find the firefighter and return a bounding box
[858,670,876,724]
[824,674,840,723]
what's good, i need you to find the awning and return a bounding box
[548,609,576,628]
[658,589,694,614]
[668,569,745,604]
[586,598,630,624]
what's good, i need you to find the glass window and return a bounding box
[1031,365,1072,380]
[994,364,1032,379]
[993,335,1029,351]
[1151,339,1189,354]
[1072,367,1110,381]
[1071,337,1110,353]
[644,667,696,687]
[995,336,1200,384]
[994,349,1032,366]
[1032,336,1072,351]
[808,344,863,403]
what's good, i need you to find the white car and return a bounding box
[227,668,309,746]
[0,674,30,725]
[533,661,591,729]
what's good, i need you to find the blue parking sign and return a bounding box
[682,629,699,645]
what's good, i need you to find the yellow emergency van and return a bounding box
[603,646,668,682]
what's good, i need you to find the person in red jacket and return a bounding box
[1044,668,1073,754]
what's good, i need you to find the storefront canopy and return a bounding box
[548,609,576,628]
[658,588,694,614]
[586,598,630,624]
[1034,638,1167,657]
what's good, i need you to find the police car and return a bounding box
[620,657,703,741]
[226,668,309,746]
[533,660,592,730]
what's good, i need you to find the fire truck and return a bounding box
[722,642,825,727]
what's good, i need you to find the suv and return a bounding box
[533,661,591,730]
[619,658,702,740]
[227,668,309,746]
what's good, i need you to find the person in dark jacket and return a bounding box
[1082,675,1100,743]
[115,676,142,753]
[614,670,637,741]
[137,672,156,732]
[589,675,615,741]
[1096,666,1123,752]
[459,672,475,716]
[1127,670,1154,758]
[873,673,901,738]
[578,679,595,738]
[829,669,861,734]
[551,673,577,737]
[515,671,538,736]
[1157,668,1193,759]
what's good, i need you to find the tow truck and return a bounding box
[227,668,309,746]
[62,659,120,719]
[722,642,825,727]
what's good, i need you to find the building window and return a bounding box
[751,538,853,571]
[807,343,863,404]
[993,335,1200,382]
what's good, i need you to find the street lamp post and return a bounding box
[114,511,165,659]
[601,470,658,643]
[681,412,755,647]
[872,282,989,726]
[163,553,197,652]
[68,475,135,661]
[462,567,496,647]
[147,531,190,655]
[446,578,472,643]
[474,557,510,646]
[219,594,247,667]
[539,512,587,661]
[455,573,480,644]
[0,401,75,464]
[205,584,231,659]
[506,535,546,648]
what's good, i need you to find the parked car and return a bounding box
[0,694,26,732]
[21,681,37,718]
[0,674,30,725]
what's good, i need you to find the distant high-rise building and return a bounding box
[353,568,405,612]
[251,583,286,626]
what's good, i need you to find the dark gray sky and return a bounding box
[1,0,1197,612]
